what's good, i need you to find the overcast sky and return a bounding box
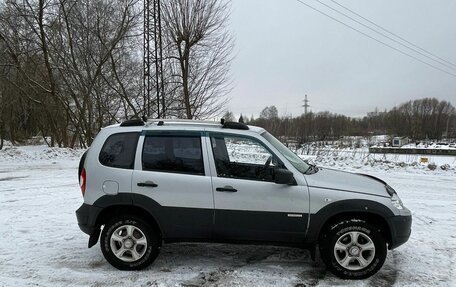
[227,0,456,118]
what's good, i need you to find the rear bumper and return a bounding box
[388,214,412,249]
[76,203,102,235]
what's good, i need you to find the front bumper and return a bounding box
[388,214,412,249]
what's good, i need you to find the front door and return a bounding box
[208,133,309,243]
[132,132,214,240]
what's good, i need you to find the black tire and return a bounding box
[319,218,387,279]
[100,216,160,270]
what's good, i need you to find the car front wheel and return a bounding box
[320,218,387,279]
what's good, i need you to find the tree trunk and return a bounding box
[0,122,4,150]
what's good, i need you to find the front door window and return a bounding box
[210,134,284,182]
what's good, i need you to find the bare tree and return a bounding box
[222,110,234,122]
[259,106,279,120]
[0,0,143,147]
[162,0,233,119]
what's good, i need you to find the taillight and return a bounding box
[80,168,86,196]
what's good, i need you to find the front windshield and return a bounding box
[261,132,310,174]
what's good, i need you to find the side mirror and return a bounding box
[274,168,295,185]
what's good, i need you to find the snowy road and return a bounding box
[1,150,456,286]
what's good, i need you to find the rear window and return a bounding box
[142,135,204,175]
[99,132,139,169]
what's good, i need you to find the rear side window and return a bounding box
[99,132,139,169]
[142,135,204,175]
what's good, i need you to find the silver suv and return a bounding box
[76,119,411,279]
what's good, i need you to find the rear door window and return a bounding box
[99,132,139,169]
[142,135,204,175]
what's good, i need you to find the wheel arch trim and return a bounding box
[88,193,165,247]
[306,199,394,245]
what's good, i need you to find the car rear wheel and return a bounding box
[319,218,387,279]
[100,216,160,270]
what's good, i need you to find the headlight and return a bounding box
[391,193,404,210]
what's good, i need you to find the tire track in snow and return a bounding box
[181,268,236,287]
[0,176,29,181]
[296,262,327,287]
[367,251,398,287]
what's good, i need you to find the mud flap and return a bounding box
[88,227,101,248]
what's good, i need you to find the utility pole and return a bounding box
[143,0,150,117]
[302,94,310,116]
[144,0,165,119]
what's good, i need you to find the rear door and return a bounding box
[208,132,309,243]
[131,131,214,240]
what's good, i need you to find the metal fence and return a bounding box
[369,147,456,156]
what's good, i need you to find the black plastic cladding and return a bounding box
[222,121,249,130]
[119,118,145,127]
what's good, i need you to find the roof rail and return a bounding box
[120,118,145,127]
[122,118,250,131]
[145,118,220,126]
[222,121,249,130]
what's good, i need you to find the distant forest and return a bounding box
[240,98,456,144]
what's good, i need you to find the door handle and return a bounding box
[216,186,237,192]
[137,181,158,188]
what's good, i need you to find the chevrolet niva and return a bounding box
[76,119,411,279]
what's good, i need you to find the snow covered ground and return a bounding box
[1,145,456,286]
[297,146,456,168]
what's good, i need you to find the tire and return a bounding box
[100,216,160,270]
[319,218,387,279]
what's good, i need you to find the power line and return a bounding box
[293,0,456,78]
[328,0,456,69]
[316,0,456,72]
